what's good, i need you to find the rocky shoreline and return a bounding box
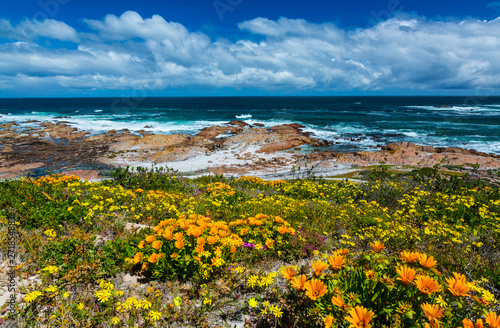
[1,120,499,180]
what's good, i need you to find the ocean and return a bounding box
[1,96,500,155]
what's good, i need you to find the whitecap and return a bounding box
[402,131,419,138]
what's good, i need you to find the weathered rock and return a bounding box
[34,122,91,141]
[382,142,435,153]
[257,136,313,153]
[333,142,500,169]
[436,146,497,158]
[311,140,335,147]
[1,119,500,180]
[223,127,273,147]
[151,146,205,162]
[189,126,240,146]
[0,162,45,178]
[267,123,305,134]
[227,120,250,127]
[0,122,20,130]
[110,134,189,151]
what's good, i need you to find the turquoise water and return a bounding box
[1,96,499,154]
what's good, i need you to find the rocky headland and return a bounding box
[1,120,499,180]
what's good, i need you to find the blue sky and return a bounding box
[1,0,500,96]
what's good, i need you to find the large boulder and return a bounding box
[110,134,189,151]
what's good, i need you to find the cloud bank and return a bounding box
[1,11,500,94]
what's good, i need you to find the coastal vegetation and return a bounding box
[1,166,499,327]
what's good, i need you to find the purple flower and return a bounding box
[243,241,255,248]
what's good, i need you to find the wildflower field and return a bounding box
[1,166,499,327]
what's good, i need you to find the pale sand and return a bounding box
[105,144,356,180]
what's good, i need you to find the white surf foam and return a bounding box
[402,131,419,138]
[406,105,500,114]
[63,118,229,135]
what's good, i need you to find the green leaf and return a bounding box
[405,310,415,319]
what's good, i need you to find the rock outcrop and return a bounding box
[1,120,499,179]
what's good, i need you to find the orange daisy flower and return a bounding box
[345,306,375,328]
[324,315,334,328]
[277,226,288,234]
[472,296,490,306]
[424,324,439,328]
[421,303,443,327]
[133,252,143,264]
[148,253,160,264]
[145,235,155,243]
[328,255,346,271]
[400,250,421,263]
[265,239,274,249]
[207,236,219,245]
[369,241,384,252]
[173,232,184,242]
[304,278,328,301]
[291,274,307,291]
[462,318,484,328]
[336,248,350,256]
[418,253,437,268]
[415,275,440,295]
[189,227,203,238]
[396,265,416,284]
[281,267,296,281]
[162,229,173,240]
[152,240,162,250]
[485,311,500,328]
[174,239,185,249]
[331,294,346,308]
[337,248,349,256]
[446,272,471,297]
[311,259,329,276]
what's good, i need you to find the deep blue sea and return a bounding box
[1,96,499,155]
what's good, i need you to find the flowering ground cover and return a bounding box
[0,166,499,327]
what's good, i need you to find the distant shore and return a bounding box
[1,119,499,181]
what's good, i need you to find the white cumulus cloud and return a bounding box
[0,18,79,42]
[1,11,500,95]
